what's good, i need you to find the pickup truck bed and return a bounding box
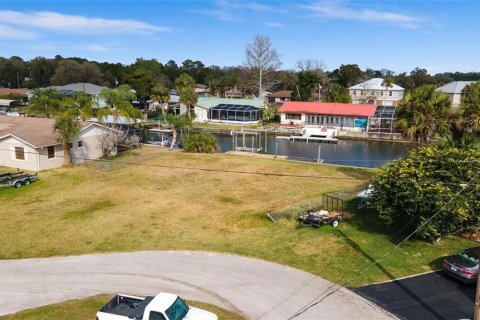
[99,295,155,319]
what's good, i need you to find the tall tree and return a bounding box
[53,112,81,167]
[165,114,192,150]
[175,73,196,117]
[396,85,451,142]
[331,64,362,87]
[99,84,142,124]
[123,69,155,104]
[151,84,170,121]
[244,34,281,98]
[179,86,197,118]
[323,83,352,103]
[292,71,322,101]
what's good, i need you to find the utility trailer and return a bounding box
[0,171,37,188]
[297,209,342,228]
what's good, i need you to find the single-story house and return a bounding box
[265,90,292,103]
[0,116,118,171]
[43,82,109,107]
[278,101,377,129]
[193,97,265,124]
[437,81,476,108]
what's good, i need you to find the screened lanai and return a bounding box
[368,105,397,133]
[209,104,262,122]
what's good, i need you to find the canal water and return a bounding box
[214,134,412,168]
[145,130,412,168]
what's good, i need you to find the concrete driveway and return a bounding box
[0,251,395,319]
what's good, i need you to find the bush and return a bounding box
[182,132,219,153]
[368,145,480,241]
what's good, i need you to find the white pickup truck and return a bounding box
[96,292,218,320]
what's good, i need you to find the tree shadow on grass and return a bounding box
[338,229,448,320]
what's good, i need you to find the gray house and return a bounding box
[437,81,476,108]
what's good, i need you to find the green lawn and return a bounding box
[0,146,474,286]
[0,296,244,320]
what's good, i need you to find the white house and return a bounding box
[349,78,404,106]
[0,116,118,171]
[437,81,476,108]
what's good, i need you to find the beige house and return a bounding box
[437,81,476,108]
[349,78,404,106]
[0,116,117,171]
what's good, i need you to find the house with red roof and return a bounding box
[278,101,377,130]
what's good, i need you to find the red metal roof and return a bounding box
[278,101,376,117]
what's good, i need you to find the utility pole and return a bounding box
[474,273,480,320]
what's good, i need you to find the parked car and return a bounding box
[443,246,480,284]
[96,292,218,320]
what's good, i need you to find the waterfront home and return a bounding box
[0,116,117,171]
[278,101,376,130]
[437,81,476,108]
[349,78,404,106]
[194,97,265,124]
[265,90,292,103]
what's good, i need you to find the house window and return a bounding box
[78,141,83,148]
[68,142,73,149]
[371,91,375,95]
[15,147,25,160]
[47,146,55,159]
[389,91,393,97]
[360,91,364,95]
[286,113,301,120]
[353,90,357,95]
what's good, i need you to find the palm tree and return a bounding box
[151,85,170,122]
[27,88,63,118]
[98,84,142,124]
[381,76,394,105]
[54,112,81,167]
[179,86,197,118]
[165,114,191,150]
[456,81,480,134]
[174,73,196,118]
[396,85,451,143]
[74,92,95,121]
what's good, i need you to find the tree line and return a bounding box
[2,54,480,103]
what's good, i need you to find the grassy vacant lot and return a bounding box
[0,146,474,286]
[0,296,244,320]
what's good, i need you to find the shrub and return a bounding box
[182,132,219,153]
[368,145,480,241]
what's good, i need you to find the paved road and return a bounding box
[354,271,475,320]
[0,251,395,319]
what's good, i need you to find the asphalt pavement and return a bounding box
[354,271,476,320]
[0,251,396,319]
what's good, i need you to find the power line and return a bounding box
[284,176,478,320]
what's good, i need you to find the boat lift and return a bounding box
[230,128,265,153]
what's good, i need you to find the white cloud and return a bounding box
[0,10,169,35]
[195,0,285,22]
[0,24,37,39]
[303,0,422,28]
[266,22,285,28]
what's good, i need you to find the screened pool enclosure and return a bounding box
[368,105,397,133]
[209,104,262,122]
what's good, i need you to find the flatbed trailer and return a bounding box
[0,171,37,188]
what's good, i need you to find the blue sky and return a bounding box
[1,0,479,73]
